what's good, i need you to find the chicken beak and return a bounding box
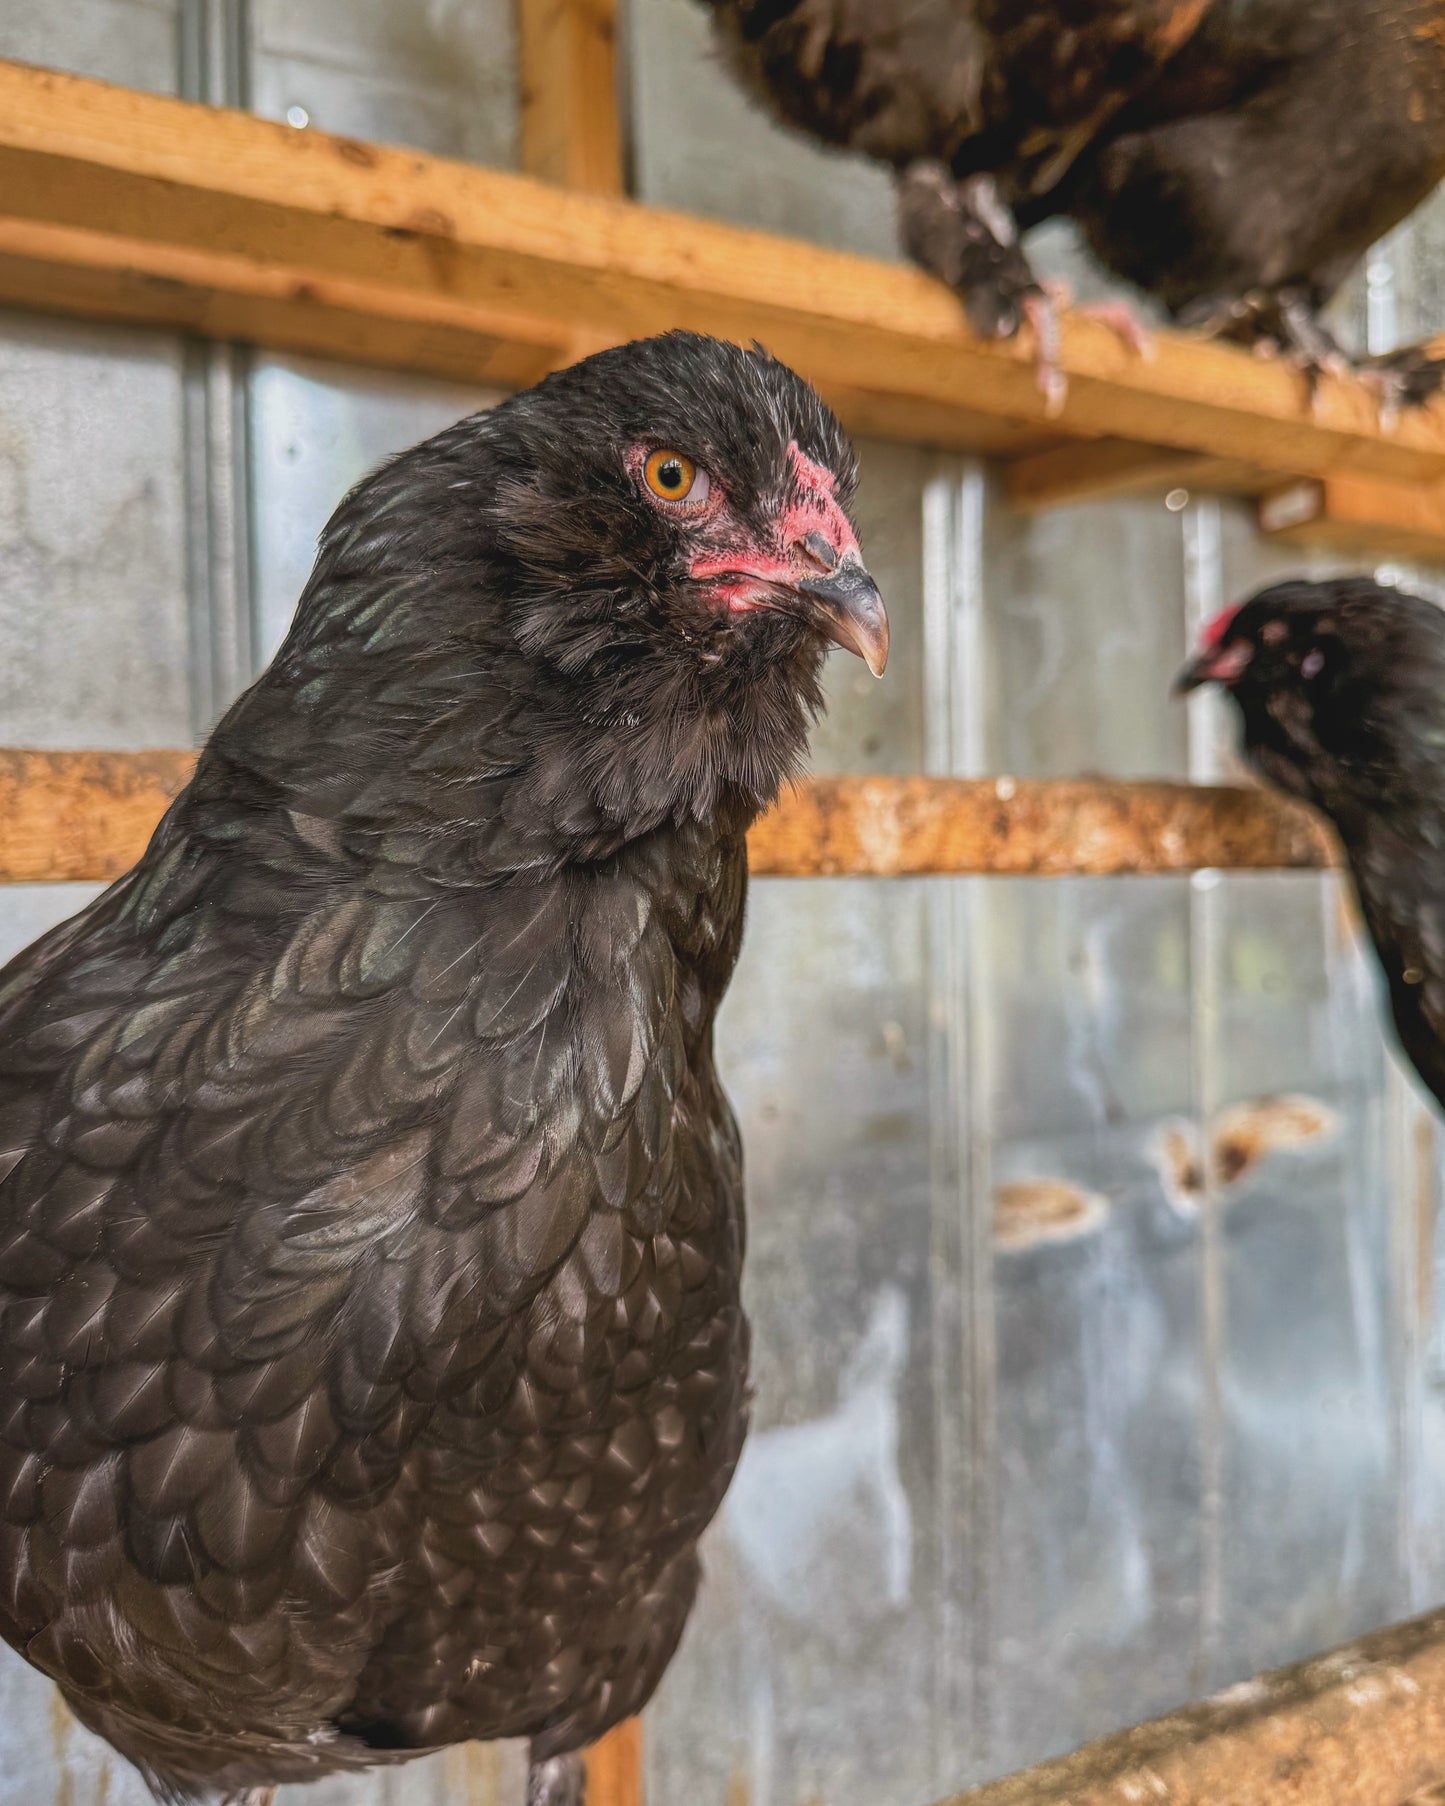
[1172,639,1253,695]
[1172,653,1212,696]
[794,555,890,677]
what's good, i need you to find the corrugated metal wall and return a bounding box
[2,5,1444,1803]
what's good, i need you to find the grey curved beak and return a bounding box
[796,556,890,678]
[1173,653,1211,696]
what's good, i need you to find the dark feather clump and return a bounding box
[1182,576,1445,1109]
[703,0,1445,400]
[0,332,865,1802]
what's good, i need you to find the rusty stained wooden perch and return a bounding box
[937,1604,1445,1806]
[0,751,1335,884]
[748,774,1334,876]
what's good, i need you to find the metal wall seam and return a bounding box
[924,460,999,1785]
[178,0,258,737]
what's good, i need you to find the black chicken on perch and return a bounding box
[0,332,887,1806]
[1178,576,1445,1109]
[700,0,1445,410]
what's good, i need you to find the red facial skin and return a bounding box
[631,440,859,613]
[1200,602,1241,648]
[1187,602,1254,684]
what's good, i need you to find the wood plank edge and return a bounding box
[1260,473,1445,561]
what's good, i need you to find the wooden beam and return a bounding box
[1259,472,1445,560]
[1005,437,1273,510]
[0,218,566,392]
[936,1605,1445,1806]
[518,0,624,195]
[0,61,1444,481]
[0,753,1334,884]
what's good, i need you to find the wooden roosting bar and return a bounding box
[940,1606,1445,1806]
[5,56,1445,550]
[0,752,1332,886]
[2,0,1445,1799]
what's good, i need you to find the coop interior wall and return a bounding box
[2,3,1444,1804]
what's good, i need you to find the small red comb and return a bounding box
[1200,603,1241,648]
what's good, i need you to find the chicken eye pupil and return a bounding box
[642,448,704,503]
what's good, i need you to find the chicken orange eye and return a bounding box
[644,449,709,505]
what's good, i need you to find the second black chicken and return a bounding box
[1178,576,1445,1108]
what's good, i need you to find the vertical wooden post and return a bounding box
[518,9,635,1791]
[517,0,624,195]
[583,1719,644,1806]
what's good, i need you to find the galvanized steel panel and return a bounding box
[249,0,518,165]
[0,312,192,749]
[0,0,178,94]
[628,0,897,256]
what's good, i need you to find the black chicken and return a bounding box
[1177,576,1445,1107]
[0,332,887,1805]
[701,0,1445,407]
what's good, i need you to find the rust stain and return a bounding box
[726,1773,750,1806]
[993,1178,1110,1250]
[1155,1122,1205,1211]
[1416,14,1445,50]
[1211,1094,1340,1184]
[49,1689,74,1806]
[1153,1096,1338,1210]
